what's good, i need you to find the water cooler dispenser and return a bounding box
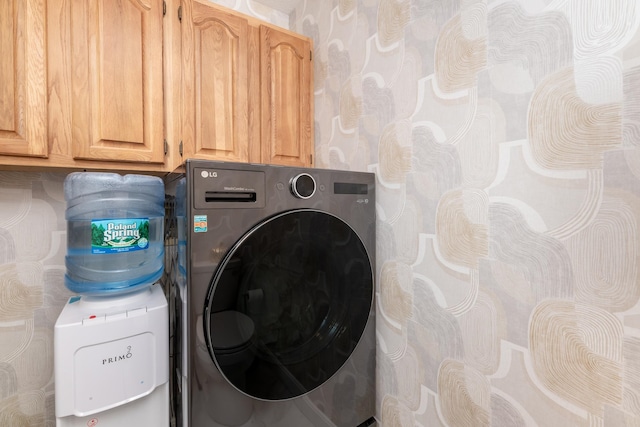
[54,173,169,427]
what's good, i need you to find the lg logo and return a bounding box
[201,171,218,178]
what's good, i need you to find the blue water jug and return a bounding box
[64,172,165,296]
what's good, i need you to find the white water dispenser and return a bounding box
[55,172,169,427]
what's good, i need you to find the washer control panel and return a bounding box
[290,173,316,199]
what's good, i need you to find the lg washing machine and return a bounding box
[165,160,376,427]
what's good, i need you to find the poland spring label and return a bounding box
[91,218,150,254]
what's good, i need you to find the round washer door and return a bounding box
[204,209,373,401]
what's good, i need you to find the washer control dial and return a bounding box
[290,173,316,199]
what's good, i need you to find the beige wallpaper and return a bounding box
[291,0,640,426]
[0,172,68,426]
[2,0,640,426]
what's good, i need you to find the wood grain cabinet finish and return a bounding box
[180,0,250,163]
[0,0,47,158]
[70,0,165,163]
[180,0,313,167]
[0,0,312,171]
[260,25,312,167]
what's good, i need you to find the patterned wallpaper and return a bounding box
[291,0,640,426]
[2,1,640,426]
[0,172,68,426]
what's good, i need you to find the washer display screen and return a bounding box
[203,209,373,401]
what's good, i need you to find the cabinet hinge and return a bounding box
[164,139,168,155]
[163,1,166,16]
[310,154,313,164]
[178,5,182,22]
[310,50,312,61]
[179,140,183,157]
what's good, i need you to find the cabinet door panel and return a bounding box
[260,26,312,167]
[0,0,47,157]
[71,0,164,163]
[182,0,249,162]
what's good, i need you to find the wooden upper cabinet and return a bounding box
[181,0,250,162]
[260,25,313,167]
[0,0,313,171]
[0,0,47,158]
[70,0,164,163]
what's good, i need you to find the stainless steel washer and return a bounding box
[165,160,376,427]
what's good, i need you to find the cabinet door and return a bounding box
[0,0,47,158]
[70,0,164,163]
[181,0,250,162]
[260,26,313,167]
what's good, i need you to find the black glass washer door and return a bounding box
[203,209,373,401]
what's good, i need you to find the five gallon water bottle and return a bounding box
[64,172,165,296]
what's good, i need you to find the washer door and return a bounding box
[204,209,373,401]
